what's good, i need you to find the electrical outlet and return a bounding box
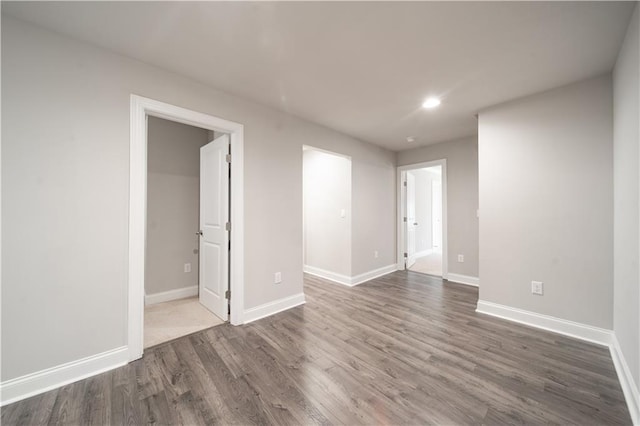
[531,281,543,295]
[184,263,191,273]
[374,250,379,258]
[274,272,282,284]
[457,254,464,263]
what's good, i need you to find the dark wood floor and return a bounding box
[2,271,632,425]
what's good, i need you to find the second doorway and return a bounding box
[405,165,443,277]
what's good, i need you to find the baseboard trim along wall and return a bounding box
[415,249,434,258]
[476,300,612,346]
[243,293,306,324]
[351,264,399,286]
[610,334,640,426]
[0,346,128,407]
[145,285,198,305]
[446,273,479,287]
[304,264,398,287]
[476,300,639,424]
[303,265,352,286]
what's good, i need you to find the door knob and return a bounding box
[196,230,203,236]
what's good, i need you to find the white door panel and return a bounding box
[199,134,229,321]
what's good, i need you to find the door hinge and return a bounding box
[403,217,407,222]
[225,154,232,163]
[225,222,231,231]
[403,252,408,258]
[403,181,407,187]
[225,290,230,299]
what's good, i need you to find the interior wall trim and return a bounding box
[446,273,479,287]
[144,285,198,306]
[243,293,306,324]
[476,300,612,346]
[0,346,128,407]
[303,264,398,287]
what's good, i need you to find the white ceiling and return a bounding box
[3,1,635,151]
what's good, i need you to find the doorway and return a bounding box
[397,160,448,279]
[129,95,245,362]
[302,146,352,284]
[143,117,228,348]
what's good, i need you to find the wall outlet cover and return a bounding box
[531,281,543,295]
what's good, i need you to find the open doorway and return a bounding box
[405,166,443,276]
[302,146,352,284]
[129,95,245,362]
[144,117,227,348]
[397,160,448,279]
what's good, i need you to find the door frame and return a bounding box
[396,159,448,278]
[128,95,245,361]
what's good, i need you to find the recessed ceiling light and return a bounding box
[406,136,416,143]
[422,97,441,109]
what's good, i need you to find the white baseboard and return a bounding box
[446,273,479,287]
[304,264,398,287]
[415,249,434,258]
[476,300,613,347]
[145,285,198,305]
[476,301,638,422]
[351,264,399,286]
[0,346,128,407]
[610,334,640,425]
[243,293,306,324]
[303,265,353,286]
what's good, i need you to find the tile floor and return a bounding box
[144,297,224,348]
[409,251,443,276]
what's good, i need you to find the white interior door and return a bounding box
[406,173,417,268]
[432,180,442,251]
[199,134,230,321]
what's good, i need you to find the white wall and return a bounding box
[409,168,441,254]
[478,75,613,329]
[146,117,209,296]
[299,133,396,277]
[613,3,639,397]
[397,137,478,277]
[303,149,351,276]
[409,169,432,254]
[0,16,396,382]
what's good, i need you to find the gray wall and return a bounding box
[1,16,396,381]
[397,136,479,277]
[303,149,352,276]
[613,4,639,392]
[478,74,613,329]
[146,117,209,297]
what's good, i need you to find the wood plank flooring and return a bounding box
[1,271,632,425]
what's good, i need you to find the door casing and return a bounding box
[128,95,244,361]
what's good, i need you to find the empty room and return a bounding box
[1,2,638,425]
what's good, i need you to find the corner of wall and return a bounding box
[610,334,640,425]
